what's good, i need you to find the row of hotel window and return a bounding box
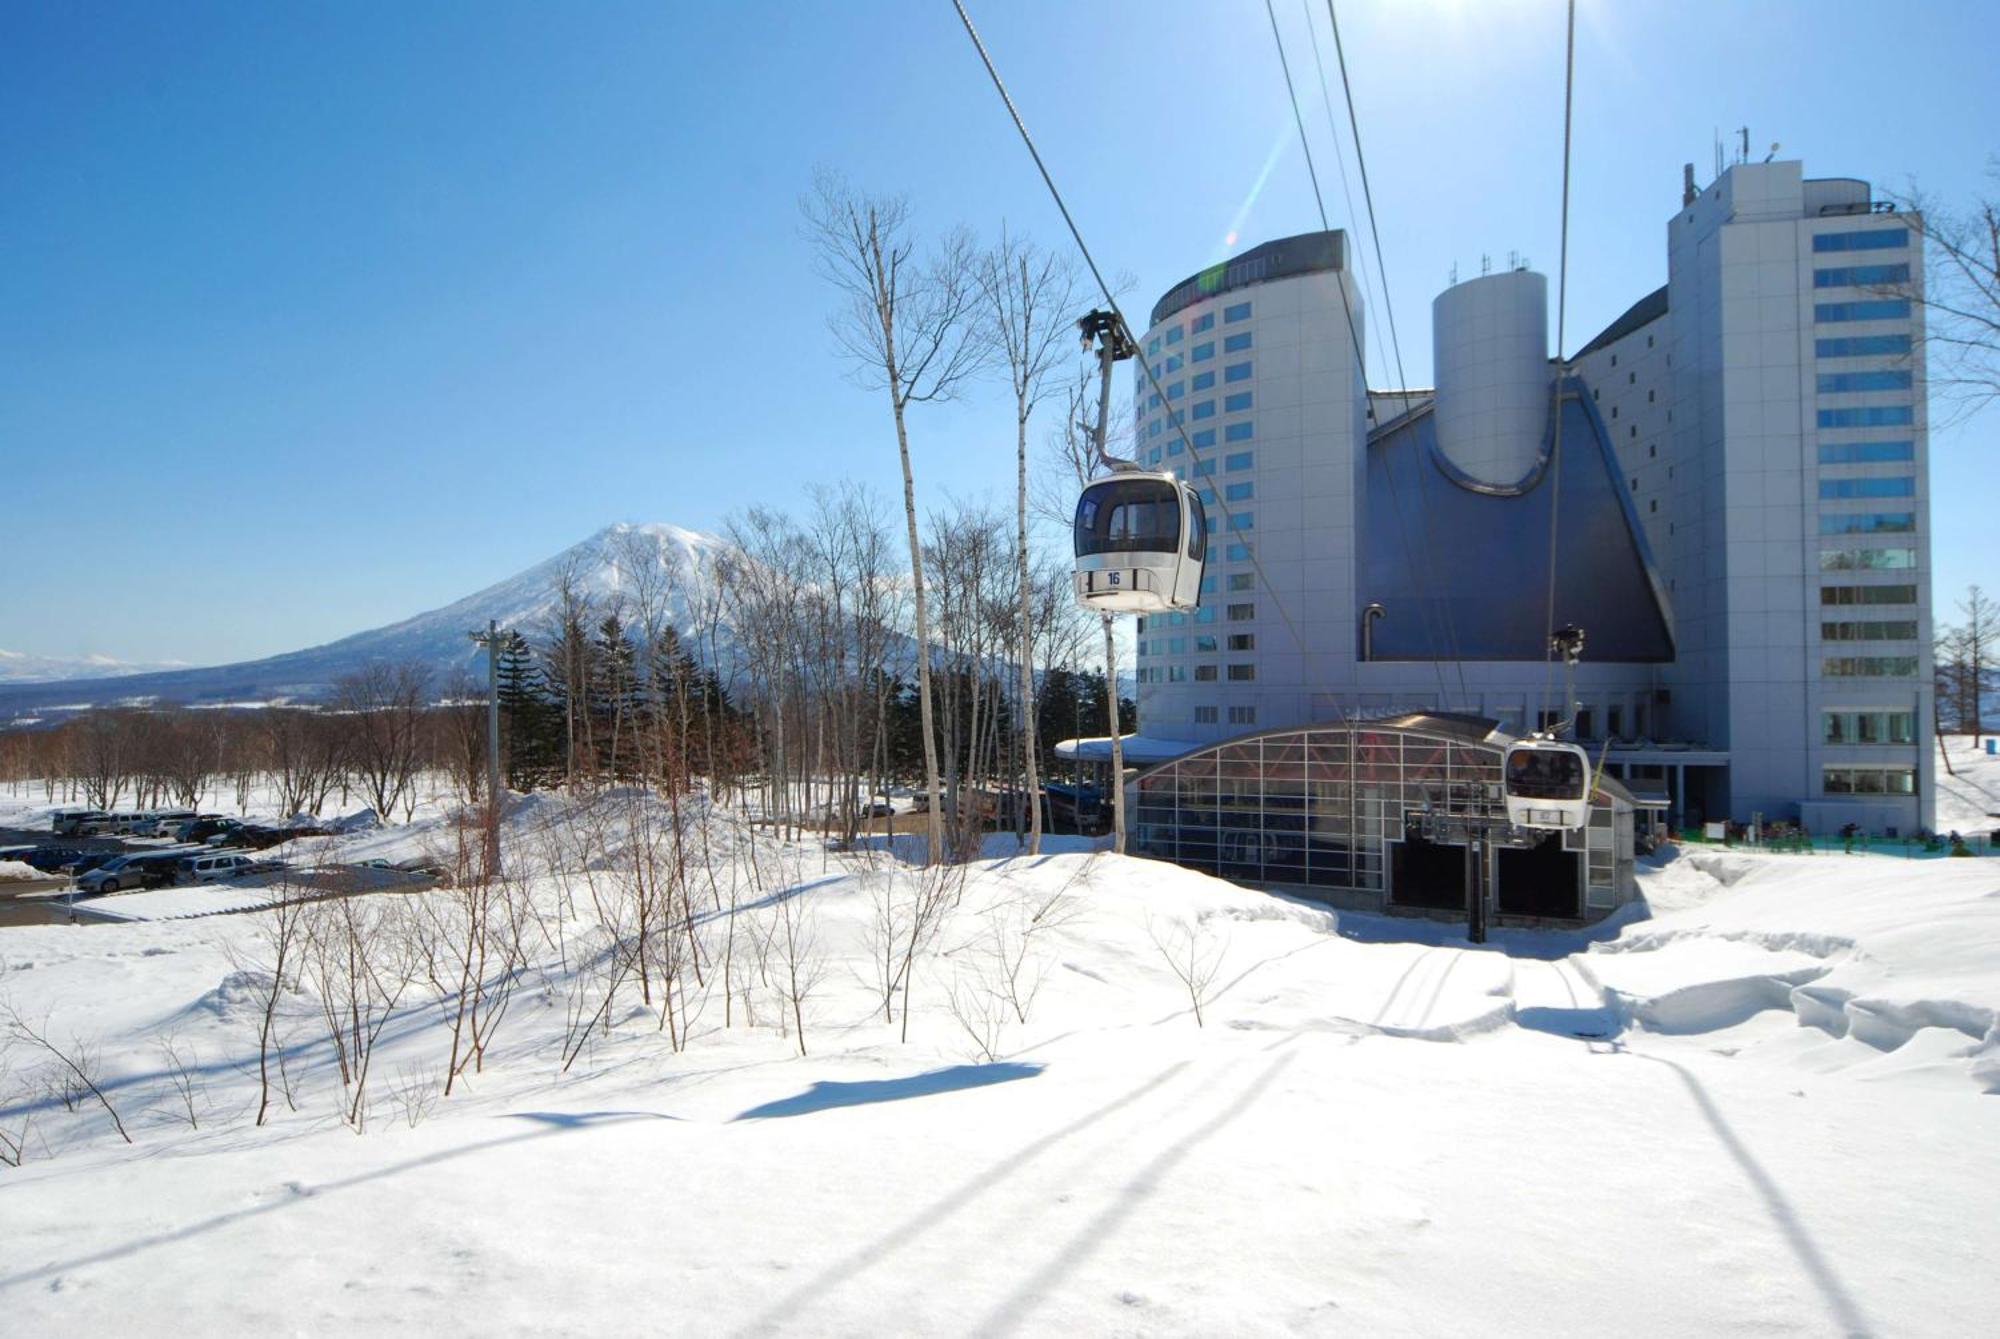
[1821,710,1917,744]
[1135,664,1258,683]
[1147,435,1253,466]
[1144,392,1253,439]
[1192,706,1257,725]
[1145,301,1253,357]
[1821,767,1917,796]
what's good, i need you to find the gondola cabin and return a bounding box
[1073,472,1207,613]
[1503,739,1593,831]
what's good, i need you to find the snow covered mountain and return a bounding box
[0,649,188,685]
[0,523,729,715]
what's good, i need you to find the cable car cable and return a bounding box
[1538,0,1580,734]
[951,0,1328,699]
[1263,0,1459,712]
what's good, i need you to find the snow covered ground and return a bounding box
[0,776,1996,1335]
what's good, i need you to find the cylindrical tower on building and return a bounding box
[1431,269,1550,486]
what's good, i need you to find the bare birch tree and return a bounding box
[803,170,988,864]
[979,230,1083,855]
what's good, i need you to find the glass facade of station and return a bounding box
[1130,716,1636,921]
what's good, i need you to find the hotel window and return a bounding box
[1196,635,1218,652]
[1167,440,1183,457]
[1192,400,1215,420]
[1191,427,1216,447]
[1819,406,1913,428]
[1228,705,1257,725]
[1224,450,1253,471]
[1165,325,1183,345]
[1224,361,1253,383]
[1227,513,1253,531]
[1148,393,1161,409]
[1819,477,1913,500]
[1191,370,1215,391]
[1822,656,1920,677]
[1168,665,1188,682]
[1821,620,1919,641]
[1223,331,1252,352]
[1191,312,1215,333]
[1195,606,1216,624]
[1818,513,1914,535]
[1148,448,1162,465]
[1193,459,1216,476]
[1228,634,1255,651]
[1822,766,1917,794]
[1818,547,1917,571]
[1227,664,1256,681]
[1165,354,1183,373]
[1813,229,1909,252]
[1818,370,1912,393]
[1228,572,1254,591]
[1607,705,1624,738]
[1225,542,1252,561]
[1148,419,1162,437]
[1196,486,1216,505]
[1224,391,1253,412]
[1195,665,1218,681]
[1195,706,1218,724]
[1819,440,1913,464]
[1814,263,1910,288]
[1815,299,1911,323]
[1821,584,1917,606]
[1224,301,1252,322]
[1226,602,1255,620]
[1822,711,1917,744]
[1166,380,1184,400]
[1192,341,1215,362]
[1817,334,1912,358]
[1224,422,1255,442]
[1146,336,1160,356]
[1198,574,1217,595]
[1225,481,1253,501]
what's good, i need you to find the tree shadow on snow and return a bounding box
[0,1111,676,1296]
[733,1062,1043,1121]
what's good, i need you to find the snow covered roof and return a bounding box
[1053,734,1204,766]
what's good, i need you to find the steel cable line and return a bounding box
[1320,2,1480,711]
[1539,0,1580,731]
[1263,0,1457,711]
[950,0,1331,704]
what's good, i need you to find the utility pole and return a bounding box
[467,619,505,879]
[1078,307,1138,853]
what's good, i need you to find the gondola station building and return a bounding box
[1061,157,1933,922]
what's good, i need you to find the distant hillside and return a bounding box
[0,649,187,685]
[0,523,728,718]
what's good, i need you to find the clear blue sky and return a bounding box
[4,1,1995,665]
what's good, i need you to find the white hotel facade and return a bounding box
[1120,158,1933,837]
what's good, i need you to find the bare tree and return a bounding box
[1959,584,1998,751]
[1148,915,1227,1028]
[154,1034,206,1130]
[3,1005,132,1144]
[230,881,309,1126]
[980,230,1083,855]
[804,170,989,864]
[332,662,431,822]
[1888,169,2000,423]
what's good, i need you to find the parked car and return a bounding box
[50,809,108,837]
[174,852,260,885]
[75,855,151,894]
[175,816,242,844]
[55,850,120,877]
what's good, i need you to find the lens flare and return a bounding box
[1218,122,1293,260]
